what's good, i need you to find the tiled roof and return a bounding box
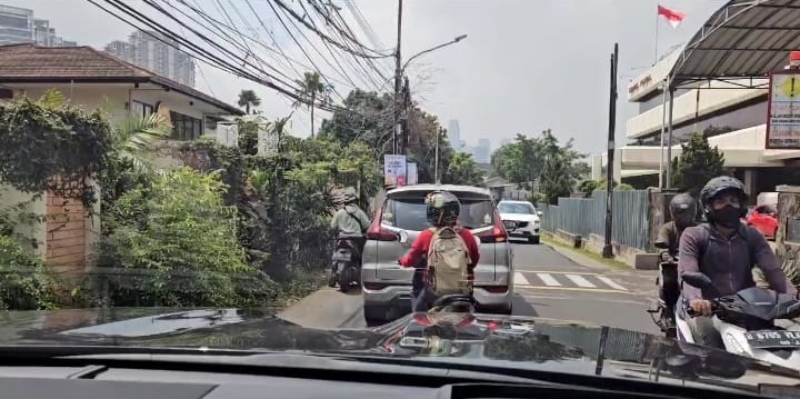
[0,43,243,115]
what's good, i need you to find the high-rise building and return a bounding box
[448,119,464,150]
[105,30,196,87]
[0,5,75,46]
[500,138,512,147]
[475,138,491,163]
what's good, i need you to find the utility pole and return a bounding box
[602,43,619,259]
[393,0,403,155]
[401,76,411,156]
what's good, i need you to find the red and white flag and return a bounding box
[658,5,685,29]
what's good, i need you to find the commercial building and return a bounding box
[105,30,196,88]
[0,5,75,47]
[591,1,800,196]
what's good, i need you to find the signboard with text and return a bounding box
[766,71,800,149]
[384,154,407,187]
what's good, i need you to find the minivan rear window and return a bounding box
[382,197,495,232]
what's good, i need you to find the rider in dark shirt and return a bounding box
[678,176,796,348]
[656,193,697,259]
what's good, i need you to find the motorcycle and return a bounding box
[677,271,800,369]
[329,233,363,293]
[647,241,680,338]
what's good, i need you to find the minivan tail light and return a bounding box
[366,207,398,241]
[476,210,508,243]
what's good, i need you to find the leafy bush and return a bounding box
[98,167,278,307]
[0,235,59,310]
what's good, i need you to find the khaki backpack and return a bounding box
[426,226,472,296]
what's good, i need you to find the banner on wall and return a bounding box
[766,71,800,149]
[384,154,407,187]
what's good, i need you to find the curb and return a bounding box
[541,239,616,270]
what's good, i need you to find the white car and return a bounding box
[497,200,541,244]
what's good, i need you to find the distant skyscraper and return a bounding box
[475,138,491,163]
[105,30,196,87]
[0,5,75,46]
[500,138,512,147]
[448,119,464,150]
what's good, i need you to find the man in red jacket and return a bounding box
[399,190,480,312]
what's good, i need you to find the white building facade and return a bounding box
[596,45,800,195]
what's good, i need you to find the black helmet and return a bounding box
[669,193,696,226]
[425,190,461,226]
[699,176,748,222]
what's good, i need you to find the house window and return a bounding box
[131,100,154,118]
[169,111,203,141]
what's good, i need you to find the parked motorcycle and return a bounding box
[329,233,363,293]
[647,241,680,338]
[677,271,800,369]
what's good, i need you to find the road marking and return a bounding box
[597,276,628,291]
[566,274,596,288]
[517,270,596,276]
[515,285,636,295]
[513,272,530,286]
[537,273,562,287]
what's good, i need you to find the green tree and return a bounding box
[670,132,726,197]
[237,89,261,114]
[294,71,334,138]
[491,129,584,189]
[541,152,573,205]
[442,152,485,186]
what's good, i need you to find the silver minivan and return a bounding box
[360,184,514,323]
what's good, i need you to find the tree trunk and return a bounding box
[246,103,251,114]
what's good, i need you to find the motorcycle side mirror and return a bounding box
[398,230,409,244]
[502,220,518,230]
[681,272,715,291]
[654,241,669,250]
[537,210,543,217]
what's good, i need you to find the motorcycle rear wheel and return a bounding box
[337,262,351,293]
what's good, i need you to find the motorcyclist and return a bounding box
[678,176,797,348]
[330,186,370,262]
[398,190,480,312]
[656,193,698,259]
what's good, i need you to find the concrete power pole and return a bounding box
[393,0,403,155]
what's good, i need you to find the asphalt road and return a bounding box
[279,241,661,334]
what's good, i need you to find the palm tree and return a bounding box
[293,71,333,138]
[237,89,261,114]
[113,113,173,172]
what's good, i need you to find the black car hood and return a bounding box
[2,308,799,394]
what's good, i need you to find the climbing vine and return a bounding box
[0,93,112,208]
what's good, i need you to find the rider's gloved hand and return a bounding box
[689,299,713,317]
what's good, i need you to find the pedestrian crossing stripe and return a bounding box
[513,272,628,291]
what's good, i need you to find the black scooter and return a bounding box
[329,233,363,293]
[647,240,680,338]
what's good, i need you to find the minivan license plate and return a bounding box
[744,330,800,349]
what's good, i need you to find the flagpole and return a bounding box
[655,4,660,63]
[658,79,667,188]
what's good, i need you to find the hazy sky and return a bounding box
[2,0,725,154]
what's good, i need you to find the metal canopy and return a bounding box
[669,0,800,88]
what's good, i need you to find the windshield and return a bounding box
[498,202,536,215]
[383,197,495,231]
[4,1,800,394]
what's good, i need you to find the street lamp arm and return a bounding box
[402,34,467,72]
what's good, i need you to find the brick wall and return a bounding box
[45,190,87,277]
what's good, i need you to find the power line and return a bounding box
[270,0,393,59]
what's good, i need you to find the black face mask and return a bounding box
[710,205,742,228]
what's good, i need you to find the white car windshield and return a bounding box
[383,197,495,231]
[498,202,535,215]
